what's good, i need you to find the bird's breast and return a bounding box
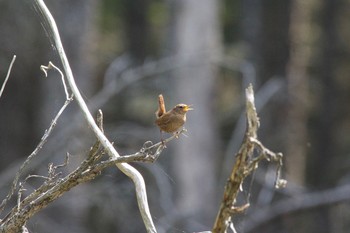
[156,113,186,133]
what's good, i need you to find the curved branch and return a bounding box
[32,1,156,232]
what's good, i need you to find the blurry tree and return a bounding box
[121,0,151,63]
[257,0,291,84]
[168,0,222,230]
[310,0,341,189]
[285,0,316,189]
[241,0,292,152]
[307,0,345,232]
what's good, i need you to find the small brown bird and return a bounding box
[155,94,193,140]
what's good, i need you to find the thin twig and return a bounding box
[0,60,72,212]
[0,55,16,99]
[41,61,70,100]
[0,95,73,214]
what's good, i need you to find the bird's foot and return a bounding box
[161,139,167,148]
[173,131,181,138]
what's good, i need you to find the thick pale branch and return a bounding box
[32,1,156,232]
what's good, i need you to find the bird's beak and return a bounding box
[184,105,193,111]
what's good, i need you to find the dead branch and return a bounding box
[0,63,73,215]
[32,0,157,232]
[0,101,178,232]
[212,84,286,233]
[0,110,179,233]
[41,61,70,100]
[1,2,191,231]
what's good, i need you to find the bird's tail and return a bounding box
[155,94,166,118]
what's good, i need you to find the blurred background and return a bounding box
[1,0,350,232]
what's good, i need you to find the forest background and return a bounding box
[0,0,350,233]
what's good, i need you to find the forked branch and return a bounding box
[0,107,179,233]
[212,84,287,233]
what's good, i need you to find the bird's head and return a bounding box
[172,104,193,114]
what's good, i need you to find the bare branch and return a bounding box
[32,1,157,232]
[0,93,73,215]
[40,61,70,100]
[0,55,16,99]
[0,126,180,233]
[212,84,286,233]
[221,78,284,184]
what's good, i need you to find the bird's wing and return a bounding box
[155,113,171,126]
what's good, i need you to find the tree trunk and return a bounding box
[169,0,221,228]
[285,0,316,186]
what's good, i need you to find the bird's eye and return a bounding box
[179,105,183,108]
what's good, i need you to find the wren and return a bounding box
[155,94,193,139]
